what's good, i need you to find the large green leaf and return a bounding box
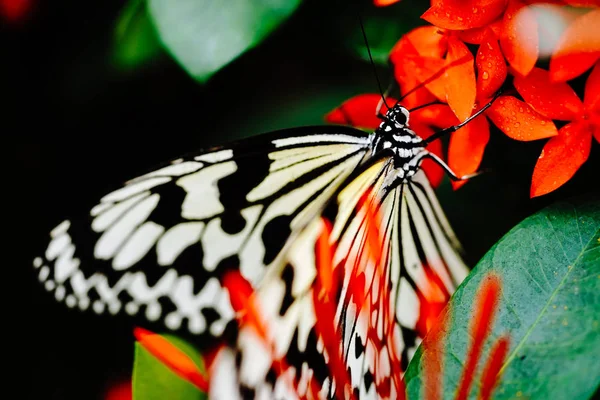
[112,0,163,71]
[132,334,207,400]
[405,197,600,399]
[147,0,302,83]
[336,0,428,66]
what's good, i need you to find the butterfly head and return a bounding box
[373,105,426,176]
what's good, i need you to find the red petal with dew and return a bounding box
[445,37,476,122]
[133,327,209,392]
[412,122,445,188]
[411,103,458,129]
[389,26,447,60]
[476,29,507,100]
[448,115,490,190]
[549,9,600,82]
[459,19,502,44]
[325,94,398,129]
[422,0,508,30]
[486,95,558,140]
[500,0,539,76]
[530,121,593,197]
[397,54,447,103]
[392,54,439,109]
[513,67,584,120]
[584,61,600,111]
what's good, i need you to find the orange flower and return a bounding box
[549,7,600,82]
[526,63,600,197]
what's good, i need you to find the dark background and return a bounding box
[5,1,598,399]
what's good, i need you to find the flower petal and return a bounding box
[459,19,502,44]
[476,29,508,100]
[389,26,448,60]
[584,61,600,111]
[422,0,508,30]
[395,54,448,103]
[513,67,584,120]
[486,95,558,140]
[530,121,593,197]
[325,94,398,129]
[411,103,458,128]
[448,115,490,190]
[549,9,600,82]
[412,122,445,188]
[500,0,539,76]
[445,37,476,121]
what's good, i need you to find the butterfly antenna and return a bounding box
[359,15,390,110]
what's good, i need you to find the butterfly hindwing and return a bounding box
[33,126,371,344]
[215,155,469,399]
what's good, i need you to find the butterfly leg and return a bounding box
[423,151,488,181]
[423,90,503,145]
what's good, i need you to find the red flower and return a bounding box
[526,63,600,197]
[549,7,600,82]
[330,1,600,195]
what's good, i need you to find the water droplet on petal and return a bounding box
[514,122,520,128]
[482,71,489,80]
[473,7,478,13]
[539,150,545,159]
[541,120,546,125]
[519,107,524,113]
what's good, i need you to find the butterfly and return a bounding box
[33,88,498,399]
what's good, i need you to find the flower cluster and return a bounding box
[327,0,599,196]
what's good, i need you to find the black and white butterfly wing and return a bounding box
[212,155,469,399]
[33,126,372,343]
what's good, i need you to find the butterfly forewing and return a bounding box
[216,155,469,399]
[34,127,371,343]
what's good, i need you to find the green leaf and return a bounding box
[405,197,600,399]
[147,0,302,83]
[132,334,207,400]
[337,1,428,66]
[112,0,164,71]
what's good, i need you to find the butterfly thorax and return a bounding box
[372,104,426,180]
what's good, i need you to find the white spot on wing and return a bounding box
[113,221,165,270]
[272,134,369,147]
[156,222,204,266]
[91,192,150,232]
[194,149,233,163]
[101,176,170,204]
[39,266,50,282]
[129,161,204,182]
[202,205,261,271]
[396,278,419,329]
[177,161,237,219]
[94,193,160,261]
[51,220,71,238]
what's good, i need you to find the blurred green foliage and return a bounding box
[112,0,163,70]
[145,0,303,83]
